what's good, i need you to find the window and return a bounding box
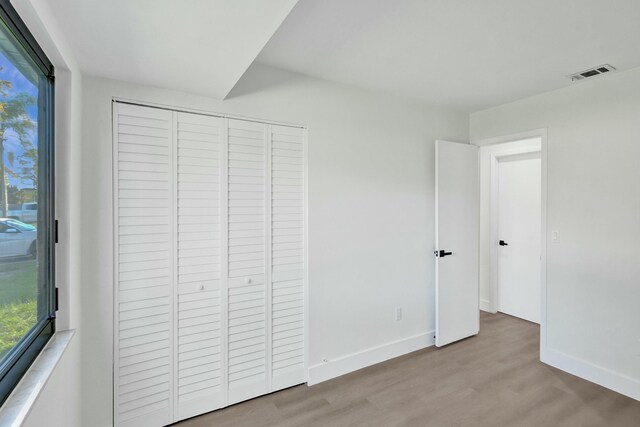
[0,0,54,406]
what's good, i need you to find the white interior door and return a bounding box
[435,140,479,347]
[114,103,174,427]
[226,118,269,405]
[497,154,541,323]
[270,124,306,390]
[175,112,225,420]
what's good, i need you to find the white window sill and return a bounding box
[0,330,75,427]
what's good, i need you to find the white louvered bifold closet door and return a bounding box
[226,118,269,404]
[115,103,307,426]
[114,103,174,427]
[270,125,306,390]
[175,112,225,420]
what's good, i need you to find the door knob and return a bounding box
[499,240,508,246]
[434,250,453,257]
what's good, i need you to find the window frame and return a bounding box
[0,0,55,406]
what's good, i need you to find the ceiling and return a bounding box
[257,0,640,112]
[42,0,640,111]
[47,0,299,99]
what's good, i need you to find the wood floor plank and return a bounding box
[174,312,640,426]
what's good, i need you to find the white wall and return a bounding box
[21,337,81,427]
[80,63,468,425]
[471,67,640,400]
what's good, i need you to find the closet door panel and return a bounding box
[114,103,174,427]
[176,112,225,420]
[226,119,269,404]
[270,125,306,390]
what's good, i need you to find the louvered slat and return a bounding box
[226,119,268,404]
[115,103,174,427]
[176,112,224,420]
[271,125,306,390]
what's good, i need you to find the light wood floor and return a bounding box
[175,312,640,427]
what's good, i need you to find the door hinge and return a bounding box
[54,219,59,243]
[55,287,59,311]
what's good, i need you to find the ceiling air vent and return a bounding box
[568,64,616,81]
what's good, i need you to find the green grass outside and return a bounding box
[0,260,37,358]
[0,260,37,304]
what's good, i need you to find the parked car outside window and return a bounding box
[0,219,37,258]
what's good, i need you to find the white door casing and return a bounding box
[435,140,480,347]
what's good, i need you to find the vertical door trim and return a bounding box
[170,112,179,422]
[111,101,120,427]
[264,124,273,392]
[540,133,548,352]
[302,128,309,382]
[168,114,176,424]
[220,118,230,407]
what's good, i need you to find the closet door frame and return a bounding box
[220,118,230,409]
[302,128,309,386]
[171,111,178,420]
[113,99,309,425]
[265,124,273,393]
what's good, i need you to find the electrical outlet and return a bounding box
[395,307,402,321]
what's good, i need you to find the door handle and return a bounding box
[434,250,453,257]
[499,240,508,246]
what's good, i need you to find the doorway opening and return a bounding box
[496,151,541,323]
[476,132,546,332]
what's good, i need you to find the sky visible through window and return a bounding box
[0,50,37,191]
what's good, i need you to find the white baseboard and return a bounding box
[480,299,492,312]
[541,347,640,401]
[307,331,435,386]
